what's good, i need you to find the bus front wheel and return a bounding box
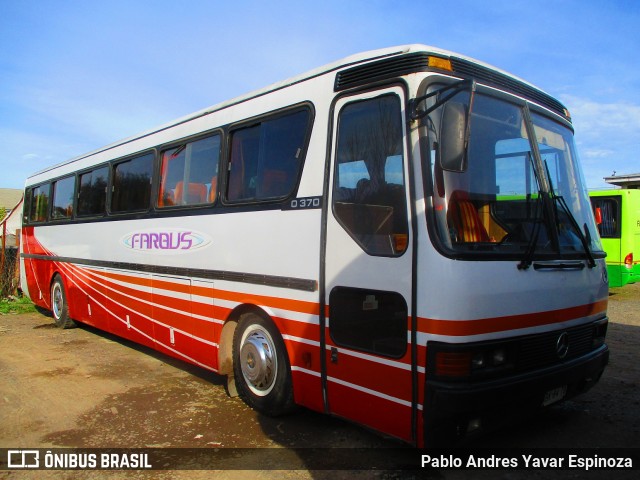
[51,275,76,329]
[232,312,294,416]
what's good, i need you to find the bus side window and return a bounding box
[111,153,154,213]
[29,184,50,223]
[591,197,620,238]
[226,108,310,203]
[158,134,220,208]
[227,126,259,201]
[51,175,75,220]
[78,166,108,216]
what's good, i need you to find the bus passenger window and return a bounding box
[29,184,50,223]
[51,175,75,220]
[332,94,408,256]
[226,109,310,202]
[158,135,220,208]
[78,166,108,216]
[590,197,620,238]
[111,153,154,213]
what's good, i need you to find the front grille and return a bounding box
[516,322,597,372]
[425,319,606,383]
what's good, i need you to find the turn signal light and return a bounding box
[435,352,471,377]
[428,56,453,71]
[434,347,512,378]
[625,252,633,269]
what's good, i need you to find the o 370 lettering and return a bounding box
[286,196,322,210]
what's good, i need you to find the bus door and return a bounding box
[324,87,415,442]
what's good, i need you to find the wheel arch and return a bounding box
[218,303,281,376]
[218,302,295,412]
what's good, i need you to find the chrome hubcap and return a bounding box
[52,284,63,319]
[240,326,277,396]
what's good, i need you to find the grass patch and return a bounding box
[0,295,37,315]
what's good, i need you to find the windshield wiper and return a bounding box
[544,161,596,268]
[517,151,547,270]
[517,189,545,270]
[551,194,596,268]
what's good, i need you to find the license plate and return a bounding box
[542,385,567,406]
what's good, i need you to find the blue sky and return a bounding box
[1,0,638,190]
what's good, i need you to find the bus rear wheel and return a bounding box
[232,312,294,416]
[51,275,76,329]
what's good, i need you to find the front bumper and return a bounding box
[423,344,609,446]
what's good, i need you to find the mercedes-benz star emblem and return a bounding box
[556,332,569,359]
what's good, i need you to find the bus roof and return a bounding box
[26,44,548,182]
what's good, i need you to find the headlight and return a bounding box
[433,346,512,378]
[492,349,507,366]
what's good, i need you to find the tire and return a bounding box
[51,275,76,329]
[232,312,294,416]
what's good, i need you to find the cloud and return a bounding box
[0,126,93,188]
[582,149,615,159]
[560,95,640,139]
[558,95,640,188]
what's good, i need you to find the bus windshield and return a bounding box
[428,90,603,261]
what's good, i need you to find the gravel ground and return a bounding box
[1,282,639,479]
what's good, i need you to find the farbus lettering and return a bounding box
[130,231,193,250]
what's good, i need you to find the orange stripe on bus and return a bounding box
[54,261,609,339]
[215,288,320,315]
[92,269,154,288]
[417,300,607,337]
[87,267,320,316]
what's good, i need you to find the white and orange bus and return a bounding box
[21,45,609,447]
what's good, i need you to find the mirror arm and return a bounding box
[409,79,475,120]
[463,80,477,153]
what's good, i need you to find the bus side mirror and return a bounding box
[440,102,468,172]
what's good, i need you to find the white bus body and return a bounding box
[21,45,609,446]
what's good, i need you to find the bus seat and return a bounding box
[260,170,287,197]
[355,178,374,203]
[448,192,490,243]
[174,181,207,205]
[158,192,174,207]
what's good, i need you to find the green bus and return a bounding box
[589,189,640,287]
